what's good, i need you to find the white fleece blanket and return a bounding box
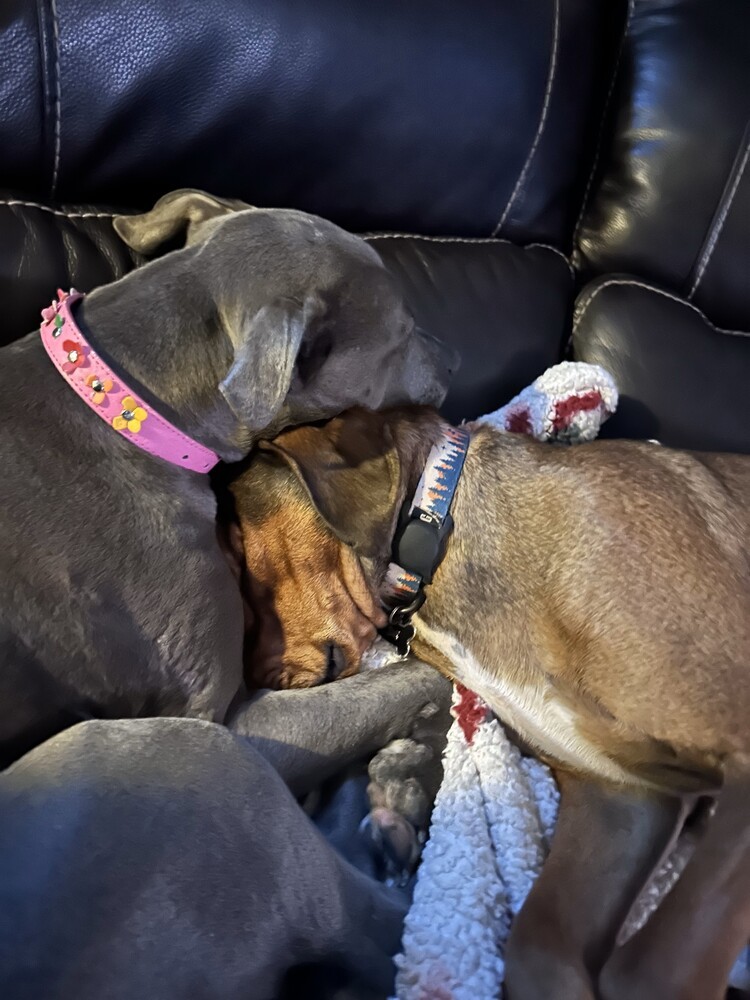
[366,363,750,1000]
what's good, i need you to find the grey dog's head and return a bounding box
[112,190,455,453]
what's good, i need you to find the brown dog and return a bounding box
[229,404,750,1000]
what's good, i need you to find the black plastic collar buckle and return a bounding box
[393,508,454,586]
[380,506,455,657]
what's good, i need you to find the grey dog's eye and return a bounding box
[294,330,333,386]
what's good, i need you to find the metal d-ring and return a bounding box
[396,621,416,659]
[388,589,426,623]
[384,591,425,658]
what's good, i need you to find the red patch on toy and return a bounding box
[552,390,603,431]
[453,684,490,745]
[505,407,532,435]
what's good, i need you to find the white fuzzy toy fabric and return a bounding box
[479,359,618,443]
[379,361,750,1000]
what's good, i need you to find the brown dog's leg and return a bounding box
[600,758,750,1000]
[504,772,682,1000]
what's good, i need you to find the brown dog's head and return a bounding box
[230,406,444,688]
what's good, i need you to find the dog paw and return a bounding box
[367,738,437,828]
[363,736,443,887]
[360,807,424,888]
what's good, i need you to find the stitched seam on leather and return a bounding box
[49,0,61,197]
[365,233,512,245]
[492,0,560,237]
[572,277,749,338]
[688,134,750,299]
[526,241,574,275]
[572,0,634,249]
[363,232,573,276]
[34,0,53,193]
[3,208,574,272]
[0,198,114,219]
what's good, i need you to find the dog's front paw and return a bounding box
[363,735,444,886]
[368,738,439,827]
[359,807,424,888]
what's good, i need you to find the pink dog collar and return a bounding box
[39,290,220,473]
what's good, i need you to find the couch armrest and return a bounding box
[572,276,750,453]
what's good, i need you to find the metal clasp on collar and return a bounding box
[380,589,426,658]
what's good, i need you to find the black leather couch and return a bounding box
[3,0,748,454]
[2,3,749,996]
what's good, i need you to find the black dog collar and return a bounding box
[380,425,470,655]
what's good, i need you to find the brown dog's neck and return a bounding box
[389,406,452,496]
[368,407,468,601]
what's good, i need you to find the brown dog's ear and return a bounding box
[262,409,403,559]
[113,188,252,254]
[219,295,322,432]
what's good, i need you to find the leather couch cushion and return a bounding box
[366,235,573,422]
[1,0,617,243]
[572,276,750,454]
[0,199,573,421]
[575,0,750,329]
[0,198,139,350]
[2,2,47,197]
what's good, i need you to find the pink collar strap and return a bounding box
[39,290,220,473]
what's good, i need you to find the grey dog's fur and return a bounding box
[0,189,454,996]
[0,717,415,1000]
[0,189,452,767]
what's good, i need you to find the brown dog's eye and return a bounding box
[322,643,347,683]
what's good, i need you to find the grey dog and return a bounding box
[0,715,443,1000]
[0,188,452,766]
[0,189,454,996]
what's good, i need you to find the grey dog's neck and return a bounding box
[75,264,249,461]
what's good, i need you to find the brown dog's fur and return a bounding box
[229,405,750,998]
[229,454,386,689]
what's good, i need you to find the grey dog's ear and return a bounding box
[219,297,314,432]
[261,409,403,559]
[113,189,252,254]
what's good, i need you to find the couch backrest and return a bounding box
[2,0,748,448]
[2,0,621,245]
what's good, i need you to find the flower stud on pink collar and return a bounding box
[39,290,220,473]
